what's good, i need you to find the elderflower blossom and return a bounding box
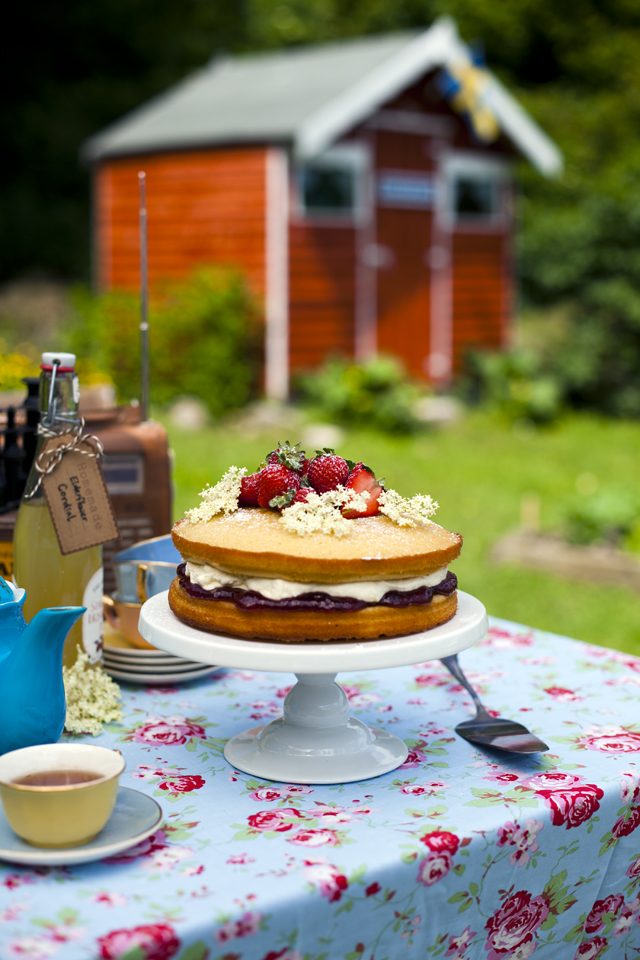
[280,488,370,537]
[378,489,439,527]
[185,466,247,522]
[63,651,124,736]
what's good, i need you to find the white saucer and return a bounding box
[0,787,162,867]
[104,651,198,667]
[103,657,206,674]
[104,664,218,685]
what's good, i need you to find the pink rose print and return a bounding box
[399,748,428,768]
[574,937,608,960]
[484,890,549,960]
[543,686,582,702]
[284,784,313,796]
[579,725,640,753]
[612,806,640,838]
[400,781,447,795]
[97,922,179,960]
[247,808,305,833]
[484,773,520,785]
[446,926,476,957]
[414,672,454,688]
[249,784,313,802]
[132,715,206,745]
[250,787,284,802]
[541,783,603,829]
[103,828,170,864]
[421,830,460,856]
[157,775,205,795]
[613,901,636,938]
[215,911,264,944]
[5,937,59,959]
[227,853,255,865]
[0,903,27,922]
[303,857,349,902]
[627,856,640,879]
[497,820,544,866]
[90,891,128,907]
[480,627,533,649]
[2,874,36,890]
[620,771,640,803]
[261,948,302,960]
[522,772,581,792]
[417,851,453,886]
[584,894,624,934]
[287,828,340,847]
[523,773,603,829]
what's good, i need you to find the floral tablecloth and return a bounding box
[3,616,640,960]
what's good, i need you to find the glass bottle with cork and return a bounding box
[13,352,105,668]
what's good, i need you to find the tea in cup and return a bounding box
[0,743,125,847]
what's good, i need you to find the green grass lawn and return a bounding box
[162,409,640,655]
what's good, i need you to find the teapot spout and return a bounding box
[23,606,86,662]
[0,605,85,755]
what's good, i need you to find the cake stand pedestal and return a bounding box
[139,591,488,784]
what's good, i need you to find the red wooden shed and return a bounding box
[83,17,561,398]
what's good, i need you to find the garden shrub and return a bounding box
[562,490,640,550]
[462,348,563,424]
[67,267,259,417]
[295,355,427,433]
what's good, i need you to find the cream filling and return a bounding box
[184,561,449,603]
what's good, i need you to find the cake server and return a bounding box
[441,655,549,754]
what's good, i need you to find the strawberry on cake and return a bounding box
[169,443,462,642]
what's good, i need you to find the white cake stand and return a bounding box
[139,591,487,785]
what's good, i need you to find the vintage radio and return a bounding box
[84,404,172,596]
[0,388,172,596]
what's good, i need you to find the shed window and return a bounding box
[444,154,509,227]
[301,164,355,213]
[453,176,496,219]
[296,145,367,221]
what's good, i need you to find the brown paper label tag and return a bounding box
[41,435,120,555]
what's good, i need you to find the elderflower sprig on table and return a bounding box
[280,488,370,537]
[378,489,439,527]
[185,466,247,522]
[63,651,124,736]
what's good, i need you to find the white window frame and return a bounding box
[294,143,369,226]
[441,152,510,231]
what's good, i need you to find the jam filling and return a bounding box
[176,564,457,613]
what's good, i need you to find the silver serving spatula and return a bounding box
[441,655,549,754]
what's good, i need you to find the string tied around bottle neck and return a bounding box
[24,420,105,499]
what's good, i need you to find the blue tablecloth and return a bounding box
[2,616,640,960]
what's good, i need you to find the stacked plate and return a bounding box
[103,629,217,685]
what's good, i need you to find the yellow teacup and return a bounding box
[103,595,157,650]
[0,744,125,848]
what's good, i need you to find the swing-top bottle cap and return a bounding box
[41,351,76,371]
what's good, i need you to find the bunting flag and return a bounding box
[438,50,500,143]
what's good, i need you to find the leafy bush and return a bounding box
[0,344,39,390]
[562,491,640,550]
[462,348,563,424]
[67,267,259,417]
[295,356,427,433]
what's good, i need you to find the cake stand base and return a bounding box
[224,672,407,784]
[139,590,488,785]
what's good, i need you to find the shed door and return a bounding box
[374,131,434,379]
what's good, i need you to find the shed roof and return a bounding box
[83,18,562,176]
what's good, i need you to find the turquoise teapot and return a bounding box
[0,576,85,755]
